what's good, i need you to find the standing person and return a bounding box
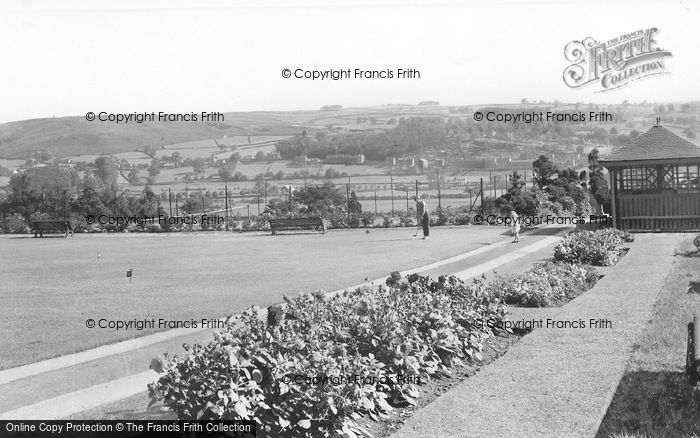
[510,210,520,243]
[414,196,429,240]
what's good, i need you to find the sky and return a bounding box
[0,0,698,123]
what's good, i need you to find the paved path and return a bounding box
[0,226,568,420]
[392,233,684,438]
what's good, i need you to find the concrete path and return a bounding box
[392,233,684,438]
[0,226,568,420]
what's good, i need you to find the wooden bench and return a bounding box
[30,220,73,237]
[268,217,326,235]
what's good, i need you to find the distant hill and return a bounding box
[0,112,301,159]
[0,105,454,159]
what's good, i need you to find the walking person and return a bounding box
[414,196,429,240]
[510,210,520,243]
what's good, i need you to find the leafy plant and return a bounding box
[487,262,598,307]
[553,228,632,266]
[149,274,507,437]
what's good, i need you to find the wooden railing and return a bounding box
[617,193,700,231]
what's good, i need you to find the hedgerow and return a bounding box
[486,262,598,307]
[39,207,475,234]
[553,228,634,266]
[148,274,507,437]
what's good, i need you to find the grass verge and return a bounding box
[596,237,700,438]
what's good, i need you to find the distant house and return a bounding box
[397,157,415,168]
[56,158,74,169]
[599,120,700,231]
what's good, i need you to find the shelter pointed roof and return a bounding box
[600,122,700,164]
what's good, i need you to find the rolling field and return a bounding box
[218,135,292,147]
[0,159,24,169]
[0,226,509,370]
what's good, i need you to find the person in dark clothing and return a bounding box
[414,196,429,239]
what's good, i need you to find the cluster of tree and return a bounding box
[323,168,348,179]
[0,164,167,224]
[142,145,160,158]
[0,162,258,229]
[653,103,698,114]
[24,150,53,165]
[292,182,347,215]
[253,151,279,161]
[494,172,537,216]
[495,155,604,217]
[587,149,611,213]
[254,171,286,181]
[531,155,589,215]
[218,166,248,182]
[186,158,207,174]
[276,117,450,161]
[259,182,360,217]
[160,152,184,167]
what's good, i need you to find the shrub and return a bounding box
[146,223,162,233]
[618,229,635,243]
[0,213,28,233]
[385,271,401,287]
[45,207,476,235]
[148,274,507,437]
[487,262,598,307]
[553,228,632,266]
[431,206,472,226]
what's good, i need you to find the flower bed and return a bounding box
[486,262,599,307]
[148,274,507,437]
[553,228,634,266]
[17,207,474,235]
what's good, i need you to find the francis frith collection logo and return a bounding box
[563,28,672,92]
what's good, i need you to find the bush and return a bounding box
[431,206,472,226]
[148,274,507,437]
[146,223,162,233]
[487,262,598,307]
[0,213,28,233]
[553,228,632,266]
[43,207,475,235]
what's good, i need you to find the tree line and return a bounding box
[276,117,449,161]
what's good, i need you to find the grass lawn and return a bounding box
[596,236,700,438]
[0,226,508,370]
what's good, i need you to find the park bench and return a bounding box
[30,220,73,237]
[268,217,326,235]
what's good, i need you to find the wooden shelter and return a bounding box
[599,120,700,232]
